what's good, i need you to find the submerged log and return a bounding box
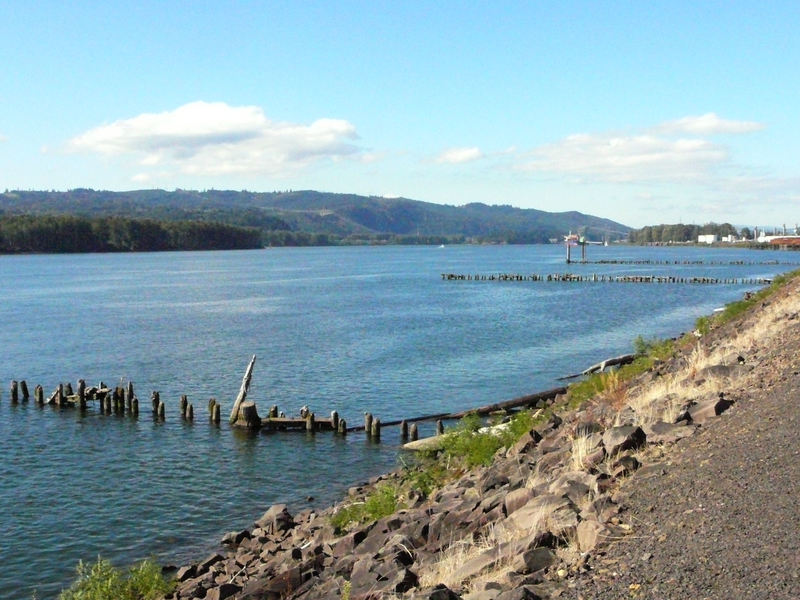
[229,355,256,425]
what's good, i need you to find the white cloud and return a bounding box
[0,133,7,142]
[435,146,483,164]
[67,101,361,176]
[520,133,727,183]
[657,113,764,135]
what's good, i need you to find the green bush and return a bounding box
[59,557,174,600]
[330,483,400,532]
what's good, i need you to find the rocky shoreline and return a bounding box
[163,273,800,600]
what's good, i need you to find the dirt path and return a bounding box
[570,292,800,599]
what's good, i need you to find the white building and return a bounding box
[698,234,718,244]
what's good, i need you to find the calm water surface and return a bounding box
[0,244,792,598]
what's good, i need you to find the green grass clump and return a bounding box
[330,483,400,532]
[59,557,174,600]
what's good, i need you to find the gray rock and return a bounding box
[510,547,555,574]
[688,395,734,424]
[205,583,242,600]
[503,487,534,516]
[603,425,646,455]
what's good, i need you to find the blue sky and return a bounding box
[1,1,798,227]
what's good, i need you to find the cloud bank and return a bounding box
[519,113,764,184]
[67,101,361,176]
[657,112,764,135]
[435,146,483,164]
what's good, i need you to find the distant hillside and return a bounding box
[0,189,630,245]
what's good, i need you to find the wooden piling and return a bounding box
[10,380,18,404]
[410,423,419,441]
[187,403,194,421]
[34,384,44,405]
[212,403,221,424]
[20,380,29,401]
[364,412,373,438]
[400,420,409,440]
[306,412,316,432]
[77,379,86,404]
[126,382,134,406]
[338,418,347,435]
[331,410,339,431]
[151,391,160,413]
[436,420,444,435]
[180,395,188,419]
[158,401,165,420]
[57,383,64,407]
[269,405,279,418]
[230,354,256,424]
[64,382,73,396]
[132,398,139,416]
[371,418,381,440]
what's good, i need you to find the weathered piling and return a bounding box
[126,382,134,406]
[371,418,381,440]
[364,412,373,438]
[410,423,419,441]
[186,403,194,421]
[230,355,256,425]
[234,401,260,428]
[10,380,18,404]
[151,391,160,413]
[269,405,279,418]
[57,384,64,407]
[180,395,188,419]
[436,420,444,435]
[77,379,86,404]
[331,410,339,431]
[338,418,347,435]
[400,420,409,440]
[306,412,316,432]
[20,380,29,401]
[64,382,73,396]
[132,398,139,416]
[34,385,44,405]
[212,403,221,424]
[104,395,112,414]
[157,401,165,420]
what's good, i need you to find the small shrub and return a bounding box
[59,557,174,600]
[330,483,400,532]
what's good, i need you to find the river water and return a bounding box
[0,244,792,598]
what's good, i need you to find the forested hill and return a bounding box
[0,189,630,246]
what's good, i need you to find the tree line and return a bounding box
[0,215,262,253]
[628,223,743,244]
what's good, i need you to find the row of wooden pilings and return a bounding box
[588,259,795,266]
[5,379,224,424]
[441,273,772,285]
[362,411,445,442]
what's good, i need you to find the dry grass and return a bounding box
[569,434,598,470]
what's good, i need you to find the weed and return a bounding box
[330,483,401,532]
[59,557,174,600]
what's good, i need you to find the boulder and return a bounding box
[602,426,646,456]
[508,430,542,456]
[255,503,295,534]
[688,395,734,425]
[644,420,696,444]
[576,518,612,553]
[205,583,242,600]
[510,547,555,574]
[503,488,534,516]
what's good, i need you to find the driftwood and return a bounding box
[229,355,256,425]
[557,353,636,381]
